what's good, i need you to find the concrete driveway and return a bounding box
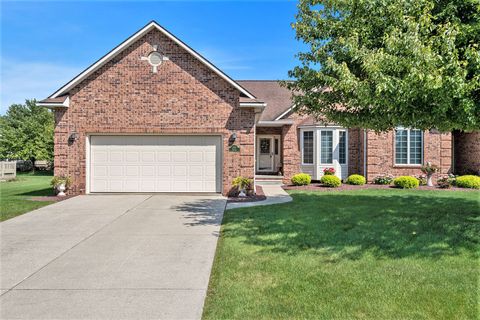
[0,194,226,319]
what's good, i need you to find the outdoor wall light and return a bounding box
[68,131,79,144]
[229,132,237,144]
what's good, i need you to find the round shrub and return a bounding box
[321,175,342,187]
[346,174,366,185]
[393,176,419,189]
[373,174,394,185]
[291,173,312,186]
[455,175,480,189]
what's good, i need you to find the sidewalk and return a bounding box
[226,185,292,210]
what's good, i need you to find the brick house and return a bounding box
[39,21,454,195]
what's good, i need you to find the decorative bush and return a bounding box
[455,175,480,189]
[321,175,342,187]
[323,167,336,175]
[346,174,366,185]
[50,176,72,189]
[291,173,312,186]
[414,174,427,186]
[373,174,394,185]
[232,176,253,190]
[437,175,456,189]
[393,176,419,189]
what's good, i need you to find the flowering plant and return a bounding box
[414,174,427,186]
[421,162,439,175]
[323,167,336,175]
[437,174,456,188]
[373,174,394,185]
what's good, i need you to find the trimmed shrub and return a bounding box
[373,174,394,185]
[393,176,419,189]
[291,173,312,186]
[455,175,480,189]
[321,175,342,187]
[346,174,366,185]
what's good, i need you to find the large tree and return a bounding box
[287,0,480,132]
[0,99,54,163]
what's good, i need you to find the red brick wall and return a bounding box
[281,114,305,182]
[453,131,480,175]
[53,29,255,195]
[365,130,452,181]
[278,120,451,183]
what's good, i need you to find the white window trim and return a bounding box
[301,130,314,165]
[338,130,348,165]
[394,128,424,165]
[318,130,334,165]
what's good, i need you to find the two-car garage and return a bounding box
[88,135,222,193]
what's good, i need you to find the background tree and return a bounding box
[0,99,54,164]
[287,0,479,132]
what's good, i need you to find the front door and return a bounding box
[257,136,274,172]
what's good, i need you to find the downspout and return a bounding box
[363,129,367,179]
[253,111,262,192]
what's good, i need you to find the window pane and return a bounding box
[320,131,333,164]
[395,129,408,164]
[339,131,346,164]
[409,130,423,164]
[274,138,279,155]
[303,131,313,164]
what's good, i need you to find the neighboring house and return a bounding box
[39,21,453,195]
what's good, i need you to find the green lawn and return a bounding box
[0,172,54,221]
[203,189,480,319]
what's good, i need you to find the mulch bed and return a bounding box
[227,185,267,203]
[283,183,477,192]
[29,195,75,202]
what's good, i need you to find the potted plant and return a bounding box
[51,176,72,196]
[421,162,439,187]
[232,176,253,197]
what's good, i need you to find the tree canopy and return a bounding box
[0,100,54,162]
[287,0,480,132]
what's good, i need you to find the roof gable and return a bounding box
[48,21,255,99]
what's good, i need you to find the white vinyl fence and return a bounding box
[0,161,17,181]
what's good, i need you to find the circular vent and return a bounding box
[148,52,163,66]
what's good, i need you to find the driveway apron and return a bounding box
[0,194,226,319]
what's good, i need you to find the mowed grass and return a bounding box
[0,172,54,221]
[203,189,480,319]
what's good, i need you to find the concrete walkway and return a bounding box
[0,194,226,319]
[226,185,292,210]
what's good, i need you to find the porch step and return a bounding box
[255,175,285,186]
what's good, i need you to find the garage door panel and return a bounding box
[125,152,139,162]
[156,152,171,162]
[90,136,221,193]
[125,166,139,176]
[172,151,187,162]
[141,152,155,162]
[157,166,171,176]
[109,166,123,177]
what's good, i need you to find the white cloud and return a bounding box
[0,58,81,114]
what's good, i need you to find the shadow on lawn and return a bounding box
[222,191,480,260]
[20,187,54,197]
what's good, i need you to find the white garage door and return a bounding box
[89,135,222,193]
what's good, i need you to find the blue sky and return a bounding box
[0,0,305,114]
